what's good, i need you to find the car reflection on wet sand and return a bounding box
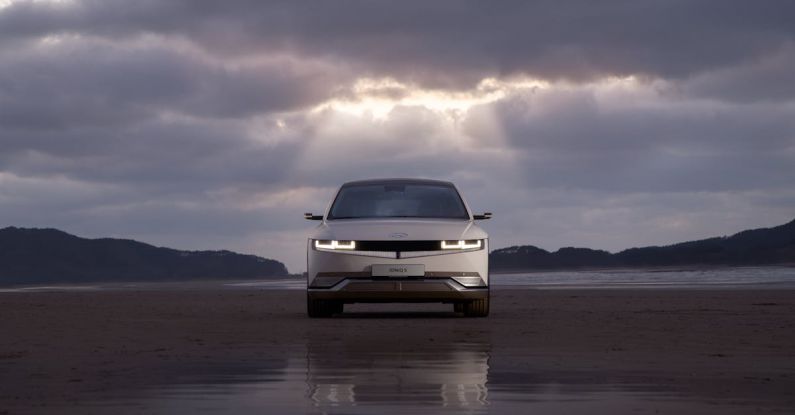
[305,339,490,408]
[79,331,784,415]
[17,293,791,415]
[85,337,494,414]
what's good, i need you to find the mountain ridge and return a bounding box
[0,227,288,285]
[490,218,795,272]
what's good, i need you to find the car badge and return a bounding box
[389,232,408,238]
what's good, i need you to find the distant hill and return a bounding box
[0,227,289,285]
[491,218,795,272]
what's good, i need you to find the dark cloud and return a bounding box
[2,1,794,87]
[0,37,344,131]
[488,87,795,192]
[680,44,795,103]
[0,117,302,191]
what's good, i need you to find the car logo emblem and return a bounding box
[389,232,408,238]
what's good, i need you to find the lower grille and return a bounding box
[309,272,483,289]
[355,240,444,251]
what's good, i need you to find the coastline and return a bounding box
[490,263,795,274]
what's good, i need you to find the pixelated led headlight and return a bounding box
[440,239,483,250]
[314,240,356,250]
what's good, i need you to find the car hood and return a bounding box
[309,219,487,241]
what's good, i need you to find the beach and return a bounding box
[1,288,794,413]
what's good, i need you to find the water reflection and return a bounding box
[67,318,787,414]
[305,341,490,409]
[94,340,492,414]
[83,342,772,415]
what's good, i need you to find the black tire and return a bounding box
[307,297,341,318]
[463,295,489,317]
[331,301,344,315]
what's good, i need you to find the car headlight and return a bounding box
[314,239,356,250]
[440,239,483,250]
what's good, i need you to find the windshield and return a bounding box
[327,183,470,220]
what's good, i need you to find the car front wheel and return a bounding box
[307,297,343,318]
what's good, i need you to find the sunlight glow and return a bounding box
[314,77,550,119]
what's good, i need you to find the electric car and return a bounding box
[305,178,491,317]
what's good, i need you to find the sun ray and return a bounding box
[313,77,550,119]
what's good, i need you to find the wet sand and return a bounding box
[1,288,794,413]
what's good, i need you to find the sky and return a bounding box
[1,0,794,272]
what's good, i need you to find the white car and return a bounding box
[305,178,491,317]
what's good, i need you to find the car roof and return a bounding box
[340,178,456,187]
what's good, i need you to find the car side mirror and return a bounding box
[473,212,492,220]
[304,212,323,220]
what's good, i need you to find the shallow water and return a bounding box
[0,284,105,293]
[226,266,795,290]
[75,341,787,414]
[3,266,795,292]
[493,266,795,289]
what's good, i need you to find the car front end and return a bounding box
[305,179,491,317]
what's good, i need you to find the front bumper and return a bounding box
[306,239,489,303]
[307,277,489,303]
